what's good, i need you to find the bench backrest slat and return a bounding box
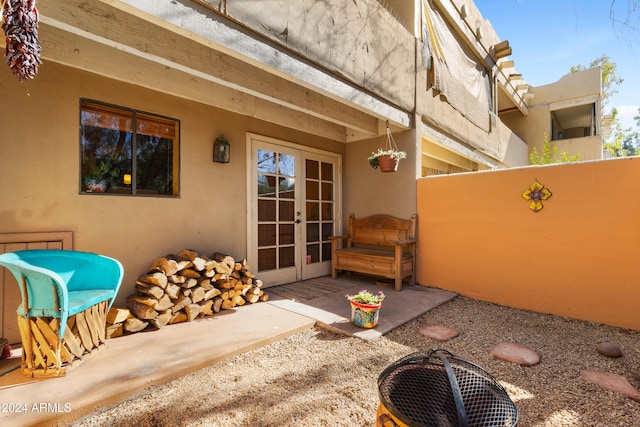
[348,214,416,247]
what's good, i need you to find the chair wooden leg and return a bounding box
[17,300,109,378]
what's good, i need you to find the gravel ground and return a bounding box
[70,296,640,427]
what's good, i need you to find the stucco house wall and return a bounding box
[0,61,343,306]
[500,67,603,162]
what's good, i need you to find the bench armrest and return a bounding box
[329,235,349,240]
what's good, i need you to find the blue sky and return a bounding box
[473,0,640,130]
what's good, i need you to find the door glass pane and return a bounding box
[279,200,295,221]
[257,150,277,173]
[280,224,294,245]
[321,202,333,220]
[258,224,276,246]
[307,223,319,242]
[258,199,276,221]
[322,243,331,262]
[307,244,320,263]
[258,248,276,270]
[322,223,333,240]
[279,154,295,176]
[321,182,333,200]
[279,177,295,199]
[306,159,319,179]
[307,202,319,221]
[321,162,333,181]
[306,180,319,200]
[258,174,277,197]
[279,246,295,268]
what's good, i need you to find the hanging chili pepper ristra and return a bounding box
[1,0,42,81]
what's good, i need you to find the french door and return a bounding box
[247,134,341,286]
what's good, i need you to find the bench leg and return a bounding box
[395,276,402,292]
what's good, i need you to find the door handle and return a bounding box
[295,219,302,224]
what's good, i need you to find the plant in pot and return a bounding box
[368,121,406,172]
[83,160,116,193]
[368,149,407,172]
[345,289,385,328]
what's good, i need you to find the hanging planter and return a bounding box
[368,121,406,173]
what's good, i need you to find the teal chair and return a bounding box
[0,249,123,377]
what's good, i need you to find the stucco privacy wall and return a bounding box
[417,157,640,331]
[0,62,342,305]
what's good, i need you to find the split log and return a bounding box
[165,283,181,299]
[155,294,174,311]
[166,254,193,271]
[129,302,158,320]
[180,278,198,289]
[179,268,201,279]
[190,286,206,303]
[149,257,178,276]
[124,317,148,333]
[137,272,168,289]
[127,295,157,308]
[106,323,123,338]
[168,274,187,284]
[244,293,260,304]
[204,287,221,300]
[171,294,192,313]
[199,300,214,316]
[185,304,202,321]
[106,307,130,324]
[136,282,165,299]
[150,310,173,329]
[177,249,209,271]
[170,312,187,324]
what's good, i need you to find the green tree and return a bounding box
[604,107,640,157]
[530,133,580,165]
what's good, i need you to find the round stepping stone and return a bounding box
[490,342,540,366]
[581,370,640,402]
[418,325,459,341]
[596,342,622,358]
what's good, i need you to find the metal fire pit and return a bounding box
[377,350,518,427]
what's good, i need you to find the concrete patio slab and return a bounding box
[0,302,315,427]
[269,283,457,341]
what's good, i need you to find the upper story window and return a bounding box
[551,103,596,141]
[80,99,180,196]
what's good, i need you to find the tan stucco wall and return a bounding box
[501,68,603,162]
[0,62,343,305]
[416,157,640,330]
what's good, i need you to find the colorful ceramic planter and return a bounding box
[350,300,382,328]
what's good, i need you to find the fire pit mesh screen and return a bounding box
[377,350,518,427]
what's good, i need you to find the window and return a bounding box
[550,103,596,141]
[80,99,180,196]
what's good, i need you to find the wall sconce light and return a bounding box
[213,136,230,163]
[123,173,132,185]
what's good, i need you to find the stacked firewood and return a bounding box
[106,250,268,337]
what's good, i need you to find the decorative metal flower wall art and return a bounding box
[522,181,552,212]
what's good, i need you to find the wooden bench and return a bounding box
[0,249,123,377]
[330,214,417,291]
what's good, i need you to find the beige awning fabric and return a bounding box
[422,0,491,132]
